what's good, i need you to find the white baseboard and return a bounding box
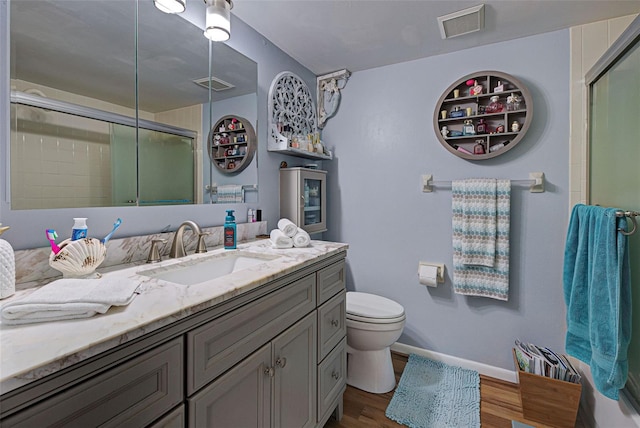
[391,342,518,384]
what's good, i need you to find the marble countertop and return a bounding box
[0,239,348,394]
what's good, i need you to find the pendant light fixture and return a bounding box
[153,0,186,14]
[204,0,233,42]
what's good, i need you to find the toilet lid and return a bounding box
[346,292,405,319]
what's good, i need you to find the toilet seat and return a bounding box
[346,292,405,323]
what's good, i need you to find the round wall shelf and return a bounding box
[433,71,533,160]
[208,115,256,175]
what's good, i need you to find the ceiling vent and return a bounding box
[193,76,235,91]
[437,4,485,39]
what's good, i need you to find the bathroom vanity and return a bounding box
[0,240,348,428]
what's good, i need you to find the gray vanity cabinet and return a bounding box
[0,252,347,428]
[190,312,318,428]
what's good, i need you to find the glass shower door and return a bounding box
[589,38,640,408]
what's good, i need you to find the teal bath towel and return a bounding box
[563,204,632,400]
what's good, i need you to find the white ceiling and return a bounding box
[231,0,640,75]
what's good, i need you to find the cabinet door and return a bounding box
[272,312,317,428]
[189,344,272,428]
[300,170,327,234]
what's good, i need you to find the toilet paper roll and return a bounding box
[419,264,438,287]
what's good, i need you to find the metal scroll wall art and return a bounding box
[268,70,351,153]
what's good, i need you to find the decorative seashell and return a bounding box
[49,238,107,278]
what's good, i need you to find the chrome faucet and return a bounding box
[169,221,208,258]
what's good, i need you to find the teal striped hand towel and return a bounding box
[452,179,511,300]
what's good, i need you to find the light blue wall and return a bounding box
[0,2,315,249]
[323,30,571,370]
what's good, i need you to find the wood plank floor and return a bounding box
[325,353,584,428]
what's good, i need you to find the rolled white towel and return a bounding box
[270,229,293,249]
[293,228,310,248]
[1,277,140,325]
[277,218,298,237]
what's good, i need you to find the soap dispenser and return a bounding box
[224,210,236,249]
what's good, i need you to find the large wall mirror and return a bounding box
[9,0,258,210]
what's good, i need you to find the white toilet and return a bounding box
[345,291,406,394]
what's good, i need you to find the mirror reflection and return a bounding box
[9,0,258,210]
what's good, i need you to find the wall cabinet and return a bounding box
[0,253,347,428]
[433,71,533,160]
[280,167,327,234]
[207,115,256,174]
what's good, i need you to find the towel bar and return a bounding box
[422,172,545,193]
[616,211,638,236]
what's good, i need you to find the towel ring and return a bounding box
[617,212,638,236]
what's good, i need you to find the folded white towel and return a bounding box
[293,228,310,248]
[1,277,140,325]
[270,229,293,249]
[277,218,298,238]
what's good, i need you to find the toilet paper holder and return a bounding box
[418,262,445,284]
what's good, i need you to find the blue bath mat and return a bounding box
[385,354,480,428]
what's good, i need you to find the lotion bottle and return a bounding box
[224,210,236,250]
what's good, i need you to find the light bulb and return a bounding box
[153,0,186,14]
[204,0,231,41]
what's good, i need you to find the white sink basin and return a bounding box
[138,251,280,286]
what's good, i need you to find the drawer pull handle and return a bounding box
[276,357,287,368]
[331,371,340,380]
[330,319,339,327]
[264,367,275,377]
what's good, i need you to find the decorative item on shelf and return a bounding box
[441,126,449,138]
[453,89,460,98]
[494,80,504,93]
[441,110,447,120]
[506,93,523,111]
[467,79,483,96]
[214,134,221,145]
[473,140,486,155]
[486,95,504,113]
[219,124,225,132]
[449,130,463,137]
[496,123,505,133]
[476,118,488,134]
[227,161,236,170]
[511,121,520,132]
[453,144,473,155]
[490,140,510,153]
[466,107,473,117]
[450,106,465,118]
[478,105,487,115]
[462,120,476,136]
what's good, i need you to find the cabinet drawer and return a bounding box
[317,290,346,361]
[3,338,183,428]
[148,405,185,428]
[317,337,346,423]
[187,274,316,394]
[317,260,345,305]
